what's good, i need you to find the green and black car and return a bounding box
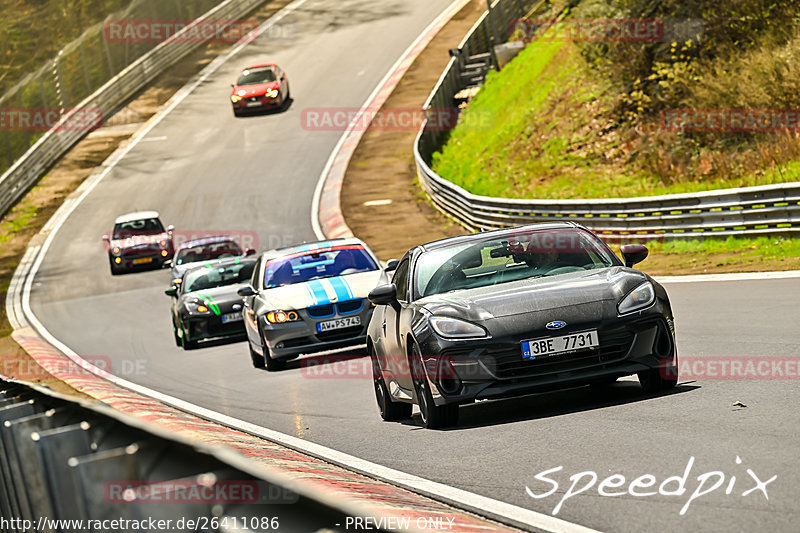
[166,256,258,350]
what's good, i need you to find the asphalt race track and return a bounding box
[25,1,800,531]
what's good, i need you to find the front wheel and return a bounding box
[172,320,182,347]
[639,357,678,393]
[411,344,458,429]
[371,349,411,421]
[260,326,286,371]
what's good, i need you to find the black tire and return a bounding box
[182,338,198,350]
[172,320,182,347]
[638,357,678,393]
[249,342,266,368]
[260,326,286,372]
[371,348,412,421]
[181,329,198,350]
[411,344,458,429]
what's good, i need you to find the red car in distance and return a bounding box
[230,63,290,116]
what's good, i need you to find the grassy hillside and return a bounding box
[432,0,800,199]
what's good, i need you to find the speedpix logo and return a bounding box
[525,456,777,515]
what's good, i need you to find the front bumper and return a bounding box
[111,251,169,269]
[417,313,675,405]
[233,96,281,112]
[261,300,373,359]
[183,314,246,343]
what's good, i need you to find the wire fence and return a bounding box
[0,0,270,218]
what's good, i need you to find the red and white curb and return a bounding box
[10,328,519,533]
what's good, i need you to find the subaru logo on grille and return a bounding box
[546,320,567,330]
[232,304,242,312]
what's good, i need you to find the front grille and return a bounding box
[307,300,364,317]
[307,304,335,318]
[315,325,363,342]
[248,96,259,102]
[337,299,363,314]
[487,329,635,379]
[190,318,244,338]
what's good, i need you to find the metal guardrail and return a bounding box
[0,0,267,219]
[0,377,393,532]
[414,0,800,240]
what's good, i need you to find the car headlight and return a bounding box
[185,300,211,314]
[429,317,488,339]
[159,239,167,248]
[618,282,656,315]
[266,310,300,324]
[231,95,242,103]
[266,89,279,98]
[112,246,120,255]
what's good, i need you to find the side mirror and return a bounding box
[167,225,175,233]
[162,260,173,269]
[238,286,256,297]
[369,284,398,306]
[164,287,178,297]
[384,259,399,272]
[244,248,256,256]
[620,244,649,268]
[102,234,110,242]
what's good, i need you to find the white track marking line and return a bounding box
[655,270,800,283]
[7,1,598,531]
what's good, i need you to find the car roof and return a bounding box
[176,235,240,251]
[419,222,581,251]
[182,255,258,276]
[241,63,277,71]
[262,238,369,259]
[114,211,160,224]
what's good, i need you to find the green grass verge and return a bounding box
[431,37,800,200]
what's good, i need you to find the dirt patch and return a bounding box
[340,1,488,261]
[0,0,290,392]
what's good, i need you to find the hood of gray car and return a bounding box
[418,267,648,322]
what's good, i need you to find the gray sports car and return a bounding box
[367,223,678,429]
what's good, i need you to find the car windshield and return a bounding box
[175,241,242,265]
[112,218,164,239]
[415,228,618,298]
[236,67,276,85]
[263,246,378,289]
[183,261,256,293]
